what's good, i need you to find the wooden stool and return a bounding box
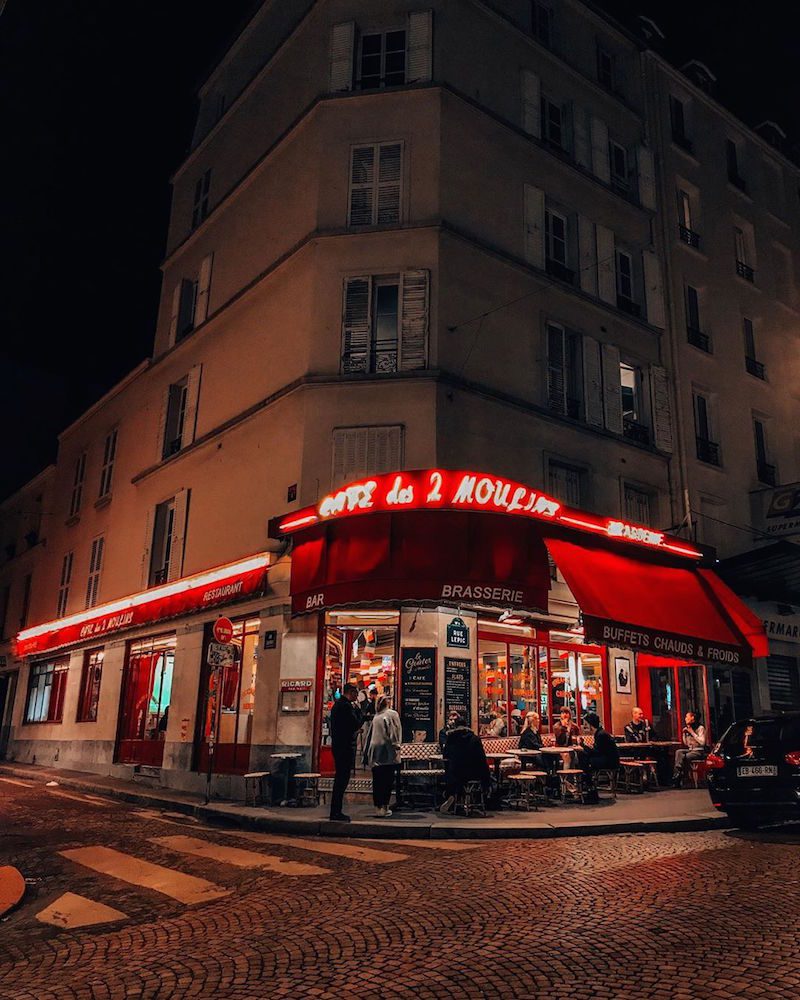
[619,761,645,794]
[507,773,540,811]
[690,759,709,788]
[243,771,269,806]
[294,772,321,807]
[558,768,586,804]
[638,759,660,789]
[594,768,618,800]
[455,780,486,817]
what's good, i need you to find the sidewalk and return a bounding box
[0,761,729,840]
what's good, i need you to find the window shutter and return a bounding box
[578,216,597,295]
[329,22,355,92]
[168,283,181,345]
[574,106,591,169]
[601,343,623,434]
[590,117,610,183]
[141,508,153,588]
[637,146,656,210]
[523,184,545,269]
[595,224,616,304]
[406,10,433,83]
[521,70,541,138]
[399,269,429,370]
[650,365,674,453]
[642,249,665,328]
[349,146,375,226]
[156,387,170,461]
[181,365,203,449]
[193,253,213,327]
[377,143,402,224]
[369,426,403,472]
[582,336,604,427]
[332,428,369,486]
[168,489,190,582]
[547,325,566,413]
[341,276,372,373]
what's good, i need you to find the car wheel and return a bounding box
[726,808,761,830]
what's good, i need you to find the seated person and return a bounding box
[510,708,523,735]
[438,710,460,753]
[672,711,707,787]
[624,706,652,743]
[577,711,620,802]
[440,713,491,812]
[554,709,580,746]
[518,712,543,750]
[485,713,507,737]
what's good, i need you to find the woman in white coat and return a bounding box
[363,695,402,817]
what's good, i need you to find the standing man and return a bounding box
[624,706,652,743]
[329,683,361,822]
[672,711,707,787]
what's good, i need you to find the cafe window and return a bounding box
[77,648,104,723]
[24,657,69,724]
[117,634,176,760]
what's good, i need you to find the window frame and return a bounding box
[149,498,177,587]
[615,249,634,301]
[540,95,564,149]
[98,428,118,499]
[85,536,105,610]
[24,657,69,725]
[596,44,615,91]
[76,648,104,723]
[192,169,211,229]
[623,482,653,525]
[57,551,73,618]
[69,452,87,517]
[545,209,568,266]
[356,28,407,90]
[530,1,553,47]
[163,380,189,459]
[547,458,584,506]
[347,141,403,228]
[608,139,628,192]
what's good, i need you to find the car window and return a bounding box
[721,719,782,756]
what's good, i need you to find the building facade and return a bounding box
[0,0,792,795]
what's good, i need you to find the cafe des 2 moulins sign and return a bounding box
[446,616,470,648]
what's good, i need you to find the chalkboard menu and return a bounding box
[400,647,436,743]
[444,657,472,723]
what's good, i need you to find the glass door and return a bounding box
[117,634,176,766]
[478,640,509,735]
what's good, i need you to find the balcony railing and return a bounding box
[672,130,693,154]
[163,437,182,459]
[617,295,641,318]
[757,462,777,486]
[151,566,169,587]
[679,224,701,249]
[736,259,755,282]
[687,326,711,352]
[623,418,651,445]
[546,257,576,285]
[696,437,721,466]
[745,356,766,379]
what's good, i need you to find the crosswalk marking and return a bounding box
[150,835,330,875]
[60,846,231,904]
[36,892,127,929]
[47,789,112,808]
[358,838,484,851]
[0,777,35,788]
[230,831,408,864]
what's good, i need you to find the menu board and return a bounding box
[444,657,472,723]
[400,647,436,743]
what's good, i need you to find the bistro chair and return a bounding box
[690,759,710,788]
[558,768,586,804]
[507,771,546,811]
[454,780,487,817]
[294,772,322,807]
[243,771,270,807]
[402,768,445,808]
[618,760,645,794]
[638,759,660,789]
[594,768,618,800]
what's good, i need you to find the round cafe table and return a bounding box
[270,752,304,805]
[514,749,546,769]
[540,746,579,769]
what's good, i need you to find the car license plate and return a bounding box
[737,765,778,778]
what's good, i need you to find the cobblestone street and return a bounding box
[1,779,799,999]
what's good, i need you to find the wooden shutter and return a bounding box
[141,508,153,588]
[181,365,203,449]
[595,224,616,304]
[601,343,623,434]
[168,283,181,345]
[193,254,213,326]
[399,269,429,370]
[642,250,665,328]
[574,106,591,169]
[590,117,610,183]
[650,365,674,453]
[332,428,369,486]
[369,426,403,472]
[578,216,597,295]
[521,70,541,138]
[156,387,170,462]
[546,324,566,413]
[582,336,604,427]
[407,10,433,83]
[168,489,190,582]
[377,143,402,224]
[349,145,375,226]
[523,184,545,269]
[341,276,372,373]
[637,146,656,210]
[329,22,355,92]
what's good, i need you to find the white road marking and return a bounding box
[60,846,231,904]
[151,835,330,875]
[35,892,127,929]
[231,831,408,864]
[0,777,35,788]
[47,790,111,808]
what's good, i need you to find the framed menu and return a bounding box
[444,657,472,724]
[400,647,436,743]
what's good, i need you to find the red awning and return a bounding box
[696,568,770,659]
[544,538,766,668]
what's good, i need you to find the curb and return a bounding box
[1,764,731,840]
[0,866,26,919]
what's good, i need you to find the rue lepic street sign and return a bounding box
[446,616,470,648]
[212,616,234,644]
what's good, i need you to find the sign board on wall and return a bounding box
[747,601,800,645]
[280,679,313,713]
[400,647,436,743]
[444,657,472,723]
[446,617,470,648]
[207,642,236,668]
[758,483,800,538]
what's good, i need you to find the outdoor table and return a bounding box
[540,746,579,769]
[400,768,446,809]
[514,749,546,769]
[269,752,303,805]
[616,741,679,785]
[485,752,517,785]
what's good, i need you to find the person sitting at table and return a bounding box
[554,709,580,746]
[486,713,507,737]
[624,706,652,743]
[438,710,460,753]
[576,711,620,803]
[671,711,707,787]
[518,712,543,750]
[439,713,491,813]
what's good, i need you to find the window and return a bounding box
[192,169,211,228]
[669,95,691,151]
[624,484,652,524]
[547,460,584,506]
[341,271,429,374]
[608,140,628,192]
[726,139,746,191]
[734,226,754,282]
[56,551,73,618]
[685,285,709,351]
[615,250,637,314]
[694,392,720,465]
[169,256,213,346]
[98,428,117,499]
[620,362,648,443]
[358,29,405,89]
[743,318,765,379]
[163,380,188,458]
[754,418,775,485]
[20,573,32,628]
[348,142,402,227]
[85,536,104,609]
[24,658,69,724]
[677,189,700,247]
[69,452,86,517]
[540,96,564,150]
[332,426,403,487]
[596,45,615,91]
[531,2,552,46]
[148,490,189,586]
[175,279,197,342]
[545,210,568,265]
[77,649,104,723]
[767,656,800,712]
[546,323,582,419]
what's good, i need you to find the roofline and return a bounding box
[0,465,56,509]
[57,359,151,442]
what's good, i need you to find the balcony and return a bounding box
[745,356,766,379]
[728,172,748,194]
[736,259,755,282]
[616,295,641,318]
[672,130,694,154]
[546,257,576,285]
[151,566,169,587]
[757,461,777,486]
[687,326,711,352]
[623,418,651,445]
[696,437,721,466]
[679,224,701,249]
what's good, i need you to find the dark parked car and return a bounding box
[707,711,800,828]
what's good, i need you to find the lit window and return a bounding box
[77,649,104,723]
[24,658,69,724]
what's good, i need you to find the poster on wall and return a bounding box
[444,657,472,723]
[400,647,436,743]
[614,656,632,695]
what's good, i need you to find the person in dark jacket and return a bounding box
[518,712,543,750]
[576,711,620,803]
[624,707,652,743]
[439,714,491,812]
[329,683,362,822]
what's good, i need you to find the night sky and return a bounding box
[1,1,798,500]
